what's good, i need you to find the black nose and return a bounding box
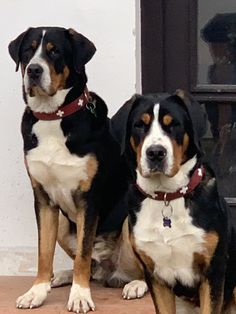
[27,64,43,80]
[146,145,167,162]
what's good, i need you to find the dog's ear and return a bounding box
[110,94,139,155]
[67,28,96,73]
[8,28,31,72]
[173,89,207,154]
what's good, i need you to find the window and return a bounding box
[141,0,236,204]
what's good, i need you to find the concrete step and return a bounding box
[0,276,154,314]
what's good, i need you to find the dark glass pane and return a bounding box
[203,102,236,199]
[198,1,236,85]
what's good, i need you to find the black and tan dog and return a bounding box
[8,27,146,313]
[111,91,236,313]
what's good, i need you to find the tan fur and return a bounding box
[194,232,219,272]
[46,42,54,51]
[91,218,144,287]
[73,210,98,288]
[48,64,70,95]
[169,133,189,177]
[199,280,211,313]
[117,219,144,279]
[163,114,173,126]
[130,137,145,176]
[130,136,137,152]
[32,184,59,284]
[57,213,76,259]
[152,281,176,314]
[80,157,98,192]
[169,139,184,177]
[131,232,155,274]
[141,113,151,125]
[199,279,223,314]
[31,40,37,49]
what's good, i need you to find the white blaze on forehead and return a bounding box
[24,30,51,97]
[139,103,174,176]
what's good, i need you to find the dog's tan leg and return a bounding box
[149,279,176,314]
[199,280,223,314]
[67,208,98,313]
[57,212,76,259]
[16,185,59,309]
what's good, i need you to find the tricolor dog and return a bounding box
[111,91,236,313]
[8,26,142,313]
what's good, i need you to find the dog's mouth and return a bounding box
[140,163,168,178]
[26,82,55,97]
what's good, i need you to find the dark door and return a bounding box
[141,0,236,204]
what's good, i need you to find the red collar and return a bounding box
[31,87,90,121]
[135,166,205,202]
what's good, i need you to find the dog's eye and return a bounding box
[21,47,34,63]
[48,47,60,57]
[134,120,146,129]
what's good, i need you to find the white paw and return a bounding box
[51,270,73,288]
[122,280,148,300]
[68,283,95,313]
[16,282,51,309]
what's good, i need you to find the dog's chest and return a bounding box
[133,197,205,287]
[26,120,96,219]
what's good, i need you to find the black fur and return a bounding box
[111,92,236,311]
[10,27,128,236]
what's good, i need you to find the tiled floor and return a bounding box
[0,277,154,314]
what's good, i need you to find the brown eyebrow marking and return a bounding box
[163,114,173,126]
[31,40,37,49]
[46,42,54,51]
[141,113,151,125]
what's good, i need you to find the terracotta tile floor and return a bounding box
[0,277,154,314]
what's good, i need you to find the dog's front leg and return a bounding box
[199,279,223,314]
[68,207,98,313]
[16,185,59,309]
[149,278,176,314]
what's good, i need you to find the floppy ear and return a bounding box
[67,28,96,73]
[110,94,139,155]
[173,89,207,154]
[8,28,31,72]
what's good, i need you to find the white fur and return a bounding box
[23,29,71,113]
[51,270,73,287]
[140,103,174,177]
[134,196,205,287]
[16,282,51,309]
[68,283,95,313]
[26,120,93,221]
[27,88,71,113]
[137,156,197,194]
[134,158,205,287]
[122,280,148,299]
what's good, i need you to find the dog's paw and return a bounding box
[68,283,95,313]
[16,282,51,309]
[122,280,148,300]
[51,270,73,288]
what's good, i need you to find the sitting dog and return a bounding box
[8,26,144,313]
[110,91,236,313]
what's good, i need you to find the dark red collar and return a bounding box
[31,87,90,121]
[135,166,205,202]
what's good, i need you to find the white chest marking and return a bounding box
[26,120,91,219]
[134,197,205,287]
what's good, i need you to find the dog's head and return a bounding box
[111,91,207,178]
[8,27,96,104]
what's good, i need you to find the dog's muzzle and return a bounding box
[27,63,43,84]
[146,144,167,173]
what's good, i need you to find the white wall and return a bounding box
[0,0,137,275]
